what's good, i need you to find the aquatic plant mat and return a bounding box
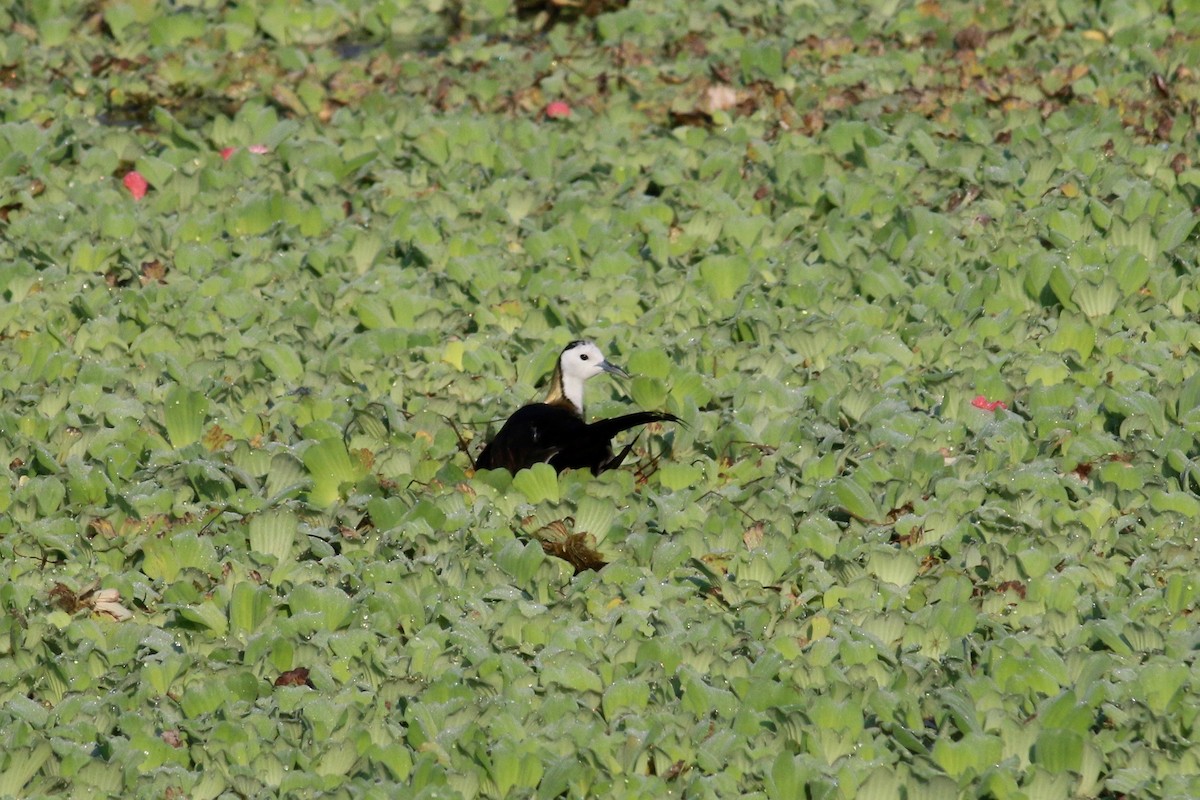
[1,0,1199,797]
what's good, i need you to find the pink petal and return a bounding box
[123,171,148,200]
[971,394,1007,411]
[248,144,269,154]
[545,101,571,119]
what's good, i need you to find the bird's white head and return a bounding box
[554,340,628,414]
[560,340,627,381]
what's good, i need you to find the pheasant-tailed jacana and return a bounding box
[475,340,679,475]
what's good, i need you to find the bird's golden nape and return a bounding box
[474,340,679,475]
[542,339,628,417]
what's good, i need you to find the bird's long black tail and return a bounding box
[587,411,680,439]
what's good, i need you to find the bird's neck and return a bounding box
[545,363,585,416]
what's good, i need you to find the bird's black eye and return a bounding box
[579,354,589,361]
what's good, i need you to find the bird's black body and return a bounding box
[475,404,679,475]
[474,340,679,475]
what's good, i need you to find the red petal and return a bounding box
[220,147,237,160]
[545,101,571,119]
[971,395,1007,411]
[123,171,148,200]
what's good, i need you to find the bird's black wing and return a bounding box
[553,411,681,475]
[475,404,588,473]
[585,411,680,441]
[477,406,680,475]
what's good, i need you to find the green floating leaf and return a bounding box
[0,743,52,798]
[573,495,616,543]
[670,372,713,408]
[539,654,602,693]
[1022,253,1056,301]
[229,581,273,637]
[414,128,450,166]
[1148,489,1200,517]
[29,476,66,516]
[1164,573,1197,614]
[932,732,1002,779]
[1158,209,1198,252]
[834,478,880,521]
[178,599,228,635]
[1178,371,1200,418]
[735,552,776,585]
[1097,460,1144,491]
[366,496,407,531]
[1110,216,1156,260]
[496,539,545,585]
[512,462,559,503]
[765,752,804,800]
[1020,157,1057,197]
[601,678,651,718]
[490,745,543,797]
[354,295,394,329]
[1046,265,1078,311]
[1088,620,1132,656]
[627,348,672,380]
[629,376,668,409]
[266,451,308,501]
[1140,662,1188,714]
[260,342,304,383]
[289,583,352,632]
[164,384,209,448]
[1045,315,1096,359]
[1111,249,1150,295]
[315,740,358,777]
[1023,770,1075,800]
[142,655,188,696]
[1072,278,1120,319]
[248,510,298,562]
[142,532,218,582]
[1033,729,1084,772]
[1039,690,1091,734]
[367,743,413,782]
[1045,208,1086,246]
[180,681,227,718]
[657,462,702,491]
[868,550,918,587]
[698,254,750,301]
[303,438,364,508]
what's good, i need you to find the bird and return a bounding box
[474,340,679,475]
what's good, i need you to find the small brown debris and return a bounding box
[202,425,232,451]
[52,582,135,621]
[1156,113,1174,142]
[1151,72,1170,97]
[88,518,117,538]
[50,582,82,613]
[703,83,742,114]
[742,522,765,549]
[541,532,608,573]
[275,667,313,687]
[995,580,1027,599]
[953,26,987,51]
[140,259,167,285]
